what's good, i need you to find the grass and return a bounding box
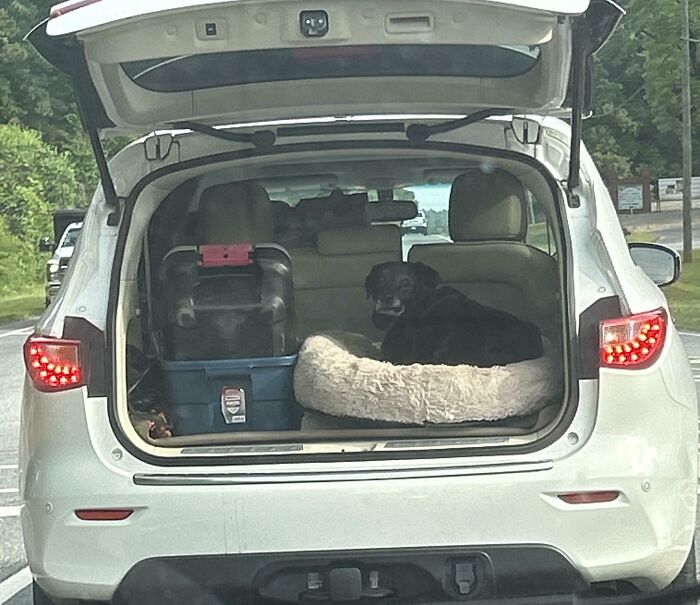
[665,256,700,332]
[527,223,553,251]
[625,229,659,244]
[0,286,44,325]
[528,224,660,249]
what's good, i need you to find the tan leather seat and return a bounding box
[409,170,559,338]
[199,181,274,244]
[290,225,401,339]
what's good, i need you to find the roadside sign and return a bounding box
[617,184,644,211]
[658,176,700,201]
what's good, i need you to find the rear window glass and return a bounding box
[122,44,542,93]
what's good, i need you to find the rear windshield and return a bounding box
[122,44,542,93]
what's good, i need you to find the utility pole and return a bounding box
[681,0,694,263]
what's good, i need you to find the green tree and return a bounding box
[0,124,83,287]
[586,0,700,180]
[0,214,34,294]
[0,0,98,197]
[425,209,448,236]
[394,188,416,201]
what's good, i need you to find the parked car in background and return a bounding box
[402,210,428,235]
[38,209,85,305]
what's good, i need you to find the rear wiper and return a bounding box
[171,121,276,150]
[405,107,514,141]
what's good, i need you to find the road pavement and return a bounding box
[0,321,34,605]
[619,209,700,251]
[656,224,700,251]
[0,322,698,604]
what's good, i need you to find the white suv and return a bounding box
[21,1,698,604]
[402,211,428,236]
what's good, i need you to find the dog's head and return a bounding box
[365,261,441,329]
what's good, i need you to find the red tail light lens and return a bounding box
[600,309,667,369]
[75,509,133,521]
[558,491,620,505]
[24,337,83,392]
[50,0,104,18]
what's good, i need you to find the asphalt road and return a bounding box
[0,321,33,605]
[0,323,698,604]
[619,209,700,251]
[657,224,700,251]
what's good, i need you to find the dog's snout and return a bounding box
[377,295,402,310]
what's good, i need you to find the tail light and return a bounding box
[75,509,133,521]
[558,491,620,505]
[50,0,104,18]
[24,336,84,392]
[600,309,667,369]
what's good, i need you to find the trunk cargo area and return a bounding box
[121,148,569,451]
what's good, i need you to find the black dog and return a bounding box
[365,262,543,367]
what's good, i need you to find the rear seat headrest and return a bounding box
[318,225,400,256]
[449,170,527,242]
[199,181,273,244]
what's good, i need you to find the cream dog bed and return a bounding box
[293,332,563,425]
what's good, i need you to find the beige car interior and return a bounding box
[409,170,559,341]
[157,169,559,345]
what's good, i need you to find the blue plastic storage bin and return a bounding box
[161,355,301,435]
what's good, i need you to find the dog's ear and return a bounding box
[412,263,441,291]
[365,265,380,300]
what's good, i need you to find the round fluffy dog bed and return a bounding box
[293,332,563,424]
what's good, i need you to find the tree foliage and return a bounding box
[0,0,97,196]
[0,124,83,285]
[586,0,700,178]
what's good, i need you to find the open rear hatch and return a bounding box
[29,0,623,203]
[33,0,623,128]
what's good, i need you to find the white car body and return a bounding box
[402,211,428,235]
[19,0,698,603]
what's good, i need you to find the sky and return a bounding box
[408,184,451,212]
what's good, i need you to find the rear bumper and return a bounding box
[23,437,696,603]
[112,547,587,605]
